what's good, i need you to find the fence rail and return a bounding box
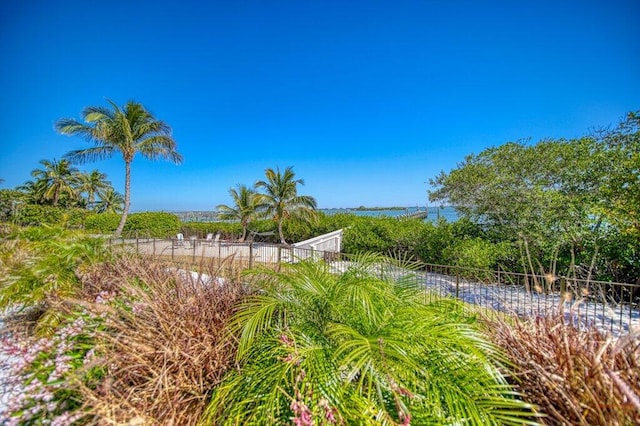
[108,236,640,336]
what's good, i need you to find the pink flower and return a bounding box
[279,334,293,346]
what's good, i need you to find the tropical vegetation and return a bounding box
[429,111,640,283]
[216,184,261,241]
[56,99,182,236]
[1,104,639,424]
[255,166,318,244]
[204,254,536,425]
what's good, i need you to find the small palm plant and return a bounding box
[203,253,537,425]
[0,226,110,333]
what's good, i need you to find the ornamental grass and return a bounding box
[487,313,640,425]
[76,255,246,425]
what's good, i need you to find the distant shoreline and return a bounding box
[167,206,457,223]
[156,206,451,214]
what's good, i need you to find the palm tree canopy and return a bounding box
[216,184,261,241]
[255,166,317,244]
[77,169,111,206]
[56,100,183,166]
[56,99,182,236]
[29,159,80,206]
[94,188,124,214]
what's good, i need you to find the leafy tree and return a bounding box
[56,100,182,236]
[94,188,124,214]
[204,254,536,424]
[597,110,640,239]
[429,138,605,276]
[29,159,81,206]
[77,169,111,210]
[255,166,317,244]
[216,184,261,241]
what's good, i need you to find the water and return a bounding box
[320,206,459,222]
[173,206,459,223]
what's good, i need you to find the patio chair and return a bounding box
[176,233,188,248]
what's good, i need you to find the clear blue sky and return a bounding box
[1,0,638,211]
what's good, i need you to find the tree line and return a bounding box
[1,100,637,283]
[429,111,640,284]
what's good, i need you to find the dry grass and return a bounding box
[487,313,640,425]
[76,255,247,425]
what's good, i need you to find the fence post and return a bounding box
[192,238,196,262]
[136,234,139,254]
[455,271,460,299]
[277,246,282,271]
[152,238,156,255]
[171,239,175,261]
[249,242,254,269]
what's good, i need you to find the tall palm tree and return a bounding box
[77,169,111,210]
[216,184,260,241]
[30,159,80,206]
[56,100,182,236]
[255,166,317,244]
[94,188,125,214]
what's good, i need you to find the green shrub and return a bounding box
[415,220,452,264]
[0,226,111,333]
[204,255,536,424]
[122,212,181,238]
[443,238,512,271]
[11,204,88,228]
[85,213,120,233]
[281,217,315,243]
[14,204,63,226]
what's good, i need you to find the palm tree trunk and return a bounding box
[114,161,131,237]
[278,220,286,245]
[52,186,60,206]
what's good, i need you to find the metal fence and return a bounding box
[107,236,335,268]
[108,237,639,336]
[416,263,639,337]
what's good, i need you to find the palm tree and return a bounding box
[216,184,261,241]
[94,188,124,214]
[203,254,536,424]
[255,166,317,244]
[56,100,182,236]
[78,169,111,210]
[30,159,80,206]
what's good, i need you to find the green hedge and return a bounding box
[13,204,88,228]
[123,212,181,238]
[85,212,181,238]
[85,213,120,233]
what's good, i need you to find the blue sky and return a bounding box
[1,0,638,211]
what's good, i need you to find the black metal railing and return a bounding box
[107,236,639,336]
